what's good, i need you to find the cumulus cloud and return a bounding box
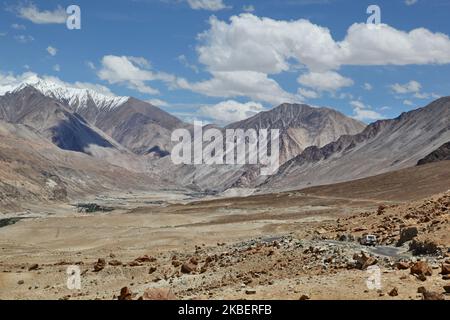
[363,83,373,91]
[403,99,414,106]
[47,46,57,56]
[199,100,266,124]
[16,3,66,24]
[298,88,319,99]
[14,35,34,43]
[11,23,26,30]
[298,71,354,92]
[187,0,229,11]
[197,14,450,75]
[176,71,301,105]
[186,14,450,106]
[405,0,418,5]
[390,80,421,94]
[147,98,169,107]
[350,100,384,122]
[97,55,175,95]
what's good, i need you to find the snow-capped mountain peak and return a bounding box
[5,75,129,111]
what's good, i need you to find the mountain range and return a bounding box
[0,76,449,210]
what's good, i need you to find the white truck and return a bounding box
[360,234,377,246]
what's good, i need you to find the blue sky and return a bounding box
[1,0,450,124]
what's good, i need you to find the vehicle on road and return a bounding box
[360,234,377,246]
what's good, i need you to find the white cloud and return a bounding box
[405,0,418,5]
[53,64,60,72]
[47,46,57,56]
[177,55,199,73]
[403,99,414,106]
[199,100,266,124]
[147,99,169,107]
[86,61,96,70]
[187,0,229,11]
[350,100,383,122]
[188,14,450,105]
[14,35,34,43]
[197,14,450,75]
[176,71,301,105]
[390,80,421,94]
[16,3,66,24]
[298,71,354,92]
[0,32,6,37]
[97,55,175,95]
[11,23,26,30]
[242,5,255,12]
[363,83,373,91]
[298,88,320,99]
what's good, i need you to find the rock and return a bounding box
[441,264,450,275]
[245,289,257,295]
[410,261,432,277]
[108,260,122,266]
[422,291,445,300]
[299,294,310,300]
[443,274,450,280]
[128,261,142,267]
[149,266,157,274]
[397,227,418,246]
[172,260,182,267]
[139,288,177,300]
[181,263,197,274]
[417,286,427,294]
[135,255,156,263]
[388,287,399,297]
[395,261,410,270]
[118,287,133,300]
[93,258,106,272]
[443,285,450,293]
[353,252,378,270]
[18,280,24,285]
[28,264,39,271]
[189,257,199,265]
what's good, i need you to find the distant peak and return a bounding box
[6,76,129,111]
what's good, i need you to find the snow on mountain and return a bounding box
[1,75,129,111]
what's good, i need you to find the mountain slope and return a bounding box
[1,77,185,156]
[226,103,365,163]
[0,86,120,154]
[263,97,450,191]
[417,141,450,165]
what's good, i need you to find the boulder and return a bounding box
[139,288,177,300]
[118,287,133,300]
[397,227,418,246]
[395,261,410,270]
[93,258,106,272]
[108,260,122,266]
[353,252,378,270]
[28,264,39,271]
[441,264,450,275]
[410,261,432,277]
[422,291,445,300]
[135,255,157,263]
[181,262,197,274]
[388,287,398,297]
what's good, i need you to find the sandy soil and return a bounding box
[0,186,448,300]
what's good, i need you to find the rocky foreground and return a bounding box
[0,192,448,300]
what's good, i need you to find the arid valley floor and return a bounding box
[0,161,449,300]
